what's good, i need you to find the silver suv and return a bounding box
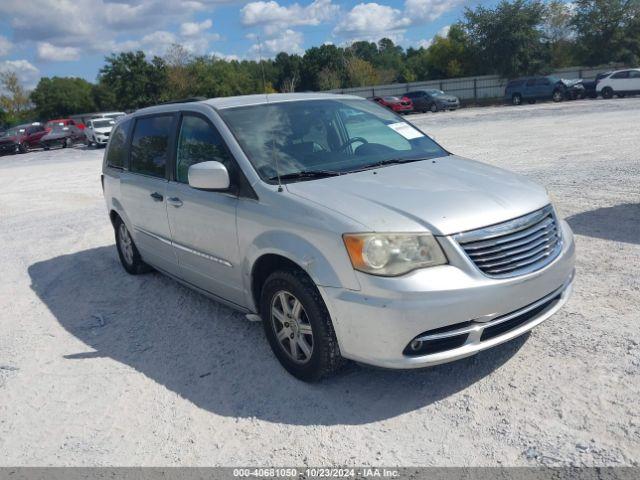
[102,93,575,381]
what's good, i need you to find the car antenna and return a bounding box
[271,139,283,192]
[257,34,268,102]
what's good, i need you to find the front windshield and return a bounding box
[219,99,447,182]
[92,119,115,129]
[428,90,445,96]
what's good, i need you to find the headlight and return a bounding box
[343,233,447,276]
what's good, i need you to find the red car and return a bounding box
[45,118,85,131]
[370,95,413,114]
[0,123,48,155]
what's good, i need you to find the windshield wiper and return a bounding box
[350,156,432,172]
[269,170,341,182]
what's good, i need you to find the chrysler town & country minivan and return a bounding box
[102,93,575,381]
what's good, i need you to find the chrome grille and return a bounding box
[455,205,562,278]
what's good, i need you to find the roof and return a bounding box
[202,92,363,109]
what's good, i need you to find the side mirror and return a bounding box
[188,161,230,191]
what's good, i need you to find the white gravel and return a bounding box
[0,98,638,467]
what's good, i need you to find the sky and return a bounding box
[0,0,486,88]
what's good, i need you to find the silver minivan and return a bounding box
[102,93,575,381]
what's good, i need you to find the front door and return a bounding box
[165,112,244,306]
[120,114,178,275]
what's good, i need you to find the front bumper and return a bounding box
[320,219,575,369]
[0,142,18,154]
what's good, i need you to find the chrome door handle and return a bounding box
[150,192,163,201]
[167,197,183,207]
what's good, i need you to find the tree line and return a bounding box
[1,0,639,125]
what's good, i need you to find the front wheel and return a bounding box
[552,90,563,102]
[601,87,613,99]
[430,103,438,112]
[512,94,522,106]
[260,269,345,381]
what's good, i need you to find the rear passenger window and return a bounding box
[611,71,629,79]
[105,121,129,169]
[176,115,232,183]
[130,115,173,178]
[526,79,535,86]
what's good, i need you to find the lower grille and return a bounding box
[455,205,562,278]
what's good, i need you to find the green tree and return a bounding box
[463,0,548,77]
[98,51,167,110]
[544,0,577,67]
[30,77,96,119]
[301,44,345,90]
[274,52,302,92]
[344,57,379,87]
[0,71,32,124]
[572,0,640,65]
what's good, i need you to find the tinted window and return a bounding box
[176,115,232,183]
[525,79,536,86]
[130,115,173,178]
[105,121,129,169]
[629,70,640,78]
[611,71,629,79]
[537,78,551,85]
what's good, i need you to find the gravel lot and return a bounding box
[1,98,639,466]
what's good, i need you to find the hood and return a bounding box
[286,155,550,235]
[0,135,17,144]
[93,127,112,134]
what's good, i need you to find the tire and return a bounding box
[114,217,153,275]
[512,94,522,106]
[17,143,28,154]
[617,93,626,98]
[260,269,345,381]
[552,90,563,102]
[430,103,438,112]
[527,99,536,104]
[601,87,613,99]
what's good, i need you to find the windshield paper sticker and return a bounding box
[388,122,424,140]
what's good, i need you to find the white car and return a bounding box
[85,117,116,147]
[98,111,126,120]
[596,68,640,98]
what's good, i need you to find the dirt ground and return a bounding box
[0,98,638,466]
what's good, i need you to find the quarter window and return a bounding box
[176,115,232,183]
[629,70,640,78]
[130,115,173,178]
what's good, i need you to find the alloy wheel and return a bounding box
[118,223,134,266]
[270,290,314,364]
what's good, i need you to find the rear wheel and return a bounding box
[114,217,153,275]
[430,103,438,112]
[260,269,345,381]
[17,143,28,154]
[601,87,613,99]
[512,94,522,106]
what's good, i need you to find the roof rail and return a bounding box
[159,97,208,105]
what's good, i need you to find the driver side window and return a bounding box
[176,114,232,183]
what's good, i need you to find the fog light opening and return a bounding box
[410,340,423,351]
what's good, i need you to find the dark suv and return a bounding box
[504,76,581,105]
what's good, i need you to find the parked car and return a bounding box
[40,123,85,149]
[505,76,577,105]
[102,93,575,381]
[560,79,587,100]
[85,117,116,147]
[97,111,126,120]
[0,123,47,154]
[579,72,612,98]
[369,95,413,113]
[405,90,460,112]
[45,118,85,131]
[596,68,640,99]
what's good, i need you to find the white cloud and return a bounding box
[37,42,81,61]
[333,3,408,40]
[436,24,451,37]
[211,51,241,61]
[0,59,40,89]
[241,0,339,28]
[0,35,12,57]
[417,38,433,49]
[250,29,304,57]
[180,19,213,36]
[334,0,460,41]
[0,0,225,59]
